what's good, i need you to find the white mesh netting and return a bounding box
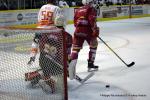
[0,27,68,100]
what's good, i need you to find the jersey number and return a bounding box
[41,11,53,24]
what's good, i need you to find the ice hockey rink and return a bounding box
[0,17,150,100]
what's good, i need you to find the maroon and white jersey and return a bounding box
[30,27,72,58]
[37,4,62,28]
[74,5,97,37]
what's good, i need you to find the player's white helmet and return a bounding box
[54,15,65,27]
[82,0,93,5]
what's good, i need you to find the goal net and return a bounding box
[0,27,68,100]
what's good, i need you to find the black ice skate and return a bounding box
[88,61,99,72]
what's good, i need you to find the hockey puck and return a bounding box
[105,85,110,88]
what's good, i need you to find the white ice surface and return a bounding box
[0,17,150,100]
[66,17,150,100]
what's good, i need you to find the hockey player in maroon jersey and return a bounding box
[25,15,72,93]
[26,28,62,93]
[69,0,100,74]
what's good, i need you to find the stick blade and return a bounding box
[127,62,135,67]
[75,72,94,84]
[80,72,94,84]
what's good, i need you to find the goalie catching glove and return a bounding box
[92,27,99,37]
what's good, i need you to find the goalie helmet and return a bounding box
[54,15,65,27]
[82,0,93,5]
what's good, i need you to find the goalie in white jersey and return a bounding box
[25,0,66,93]
[37,0,63,28]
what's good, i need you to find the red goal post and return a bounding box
[0,27,68,100]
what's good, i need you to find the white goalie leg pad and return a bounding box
[68,59,77,80]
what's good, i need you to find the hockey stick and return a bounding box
[98,36,135,67]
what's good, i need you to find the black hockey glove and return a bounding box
[27,56,35,65]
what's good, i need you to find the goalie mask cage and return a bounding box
[0,27,68,100]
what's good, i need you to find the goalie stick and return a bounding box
[69,72,95,91]
[75,72,94,84]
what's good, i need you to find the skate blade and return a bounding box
[88,68,98,72]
